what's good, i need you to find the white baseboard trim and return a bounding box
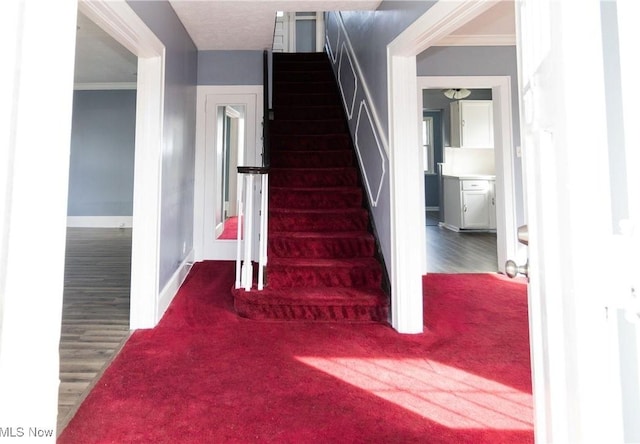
[157,249,195,322]
[67,216,133,228]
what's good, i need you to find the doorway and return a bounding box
[422,87,499,273]
[194,86,262,261]
[78,1,165,329]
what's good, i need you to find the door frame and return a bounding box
[386,1,498,334]
[79,0,166,329]
[194,85,263,261]
[417,75,520,275]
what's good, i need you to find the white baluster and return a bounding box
[258,174,269,290]
[234,174,244,289]
[242,175,255,291]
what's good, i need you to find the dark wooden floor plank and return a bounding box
[57,228,131,433]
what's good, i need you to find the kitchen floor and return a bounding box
[425,210,498,273]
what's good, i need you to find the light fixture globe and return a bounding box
[443,88,471,100]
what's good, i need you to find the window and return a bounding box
[422,116,435,173]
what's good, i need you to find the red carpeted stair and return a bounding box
[232,52,388,323]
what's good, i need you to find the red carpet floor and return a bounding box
[58,261,533,444]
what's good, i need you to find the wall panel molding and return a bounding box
[337,43,358,120]
[355,100,386,207]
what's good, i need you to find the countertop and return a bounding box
[442,174,496,180]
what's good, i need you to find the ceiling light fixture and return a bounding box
[443,88,471,100]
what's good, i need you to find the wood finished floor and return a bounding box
[425,210,498,273]
[58,228,132,433]
[56,221,495,432]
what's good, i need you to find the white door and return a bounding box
[516,0,638,441]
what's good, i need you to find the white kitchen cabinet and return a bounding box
[450,100,494,148]
[442,176,496,230]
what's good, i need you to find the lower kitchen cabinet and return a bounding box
[442,176,496,231]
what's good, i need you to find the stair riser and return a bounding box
[235,299,388,323]
[274,61,329,71]
[275,106,344,120]
[271,189,362,210]
[267,266,382,289]
[271,120,348,135]
[269,211,368,232]
[270,169,358,187]
[270,135,351,151]
[274,70,334,81]
[269,237,374,259]
[274,94,339,107]
[270,151,353,168]
[274,82,337,95]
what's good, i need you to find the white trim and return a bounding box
[387,1,498,57]
[336,12,389,153]
[79,0,166,330]
[435,34,516,47]
[157,249,194,322]
[325,12,340,64]
[354,100,385,207]
[73,82,137,90]
[337,43,358,120]
[78,0,164,57]
[67,216,133,228]
[386,0,503,334]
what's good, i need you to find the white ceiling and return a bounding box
[169,0,382,50]
[74,1,515,84]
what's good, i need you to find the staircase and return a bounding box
[232,52,388,323]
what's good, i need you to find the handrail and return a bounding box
[262,50,271,168]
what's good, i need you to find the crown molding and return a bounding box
[434,33,516,46]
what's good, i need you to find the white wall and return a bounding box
[0,1,78,438]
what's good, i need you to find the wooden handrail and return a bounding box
[262,50,271,168]
[237,166,269,175]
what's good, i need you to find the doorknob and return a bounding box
[505,259,529,278]
[505,225,529,278]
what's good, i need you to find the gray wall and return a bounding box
[417,45,524,226]
[198,50,263,85]
[67,90,136,216]
[128,0,198,289]
[326,1,435,270]
[339,1,435,141]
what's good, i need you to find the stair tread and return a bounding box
[270,207,367,214]
[236,286,387,306]
[269,257,380,268]
[269,231,373,239]
[270,166,356,172]
[271,185,359,192]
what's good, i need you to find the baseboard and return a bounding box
[67,216,133,228]
[157,249,195,322]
